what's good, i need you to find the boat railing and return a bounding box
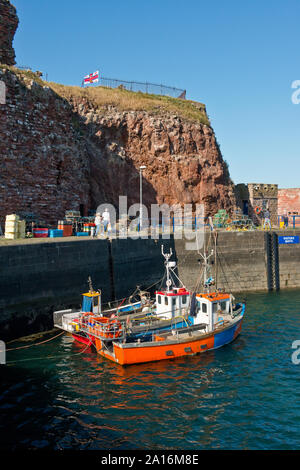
[169,314,190,329]
[214,319,231,329]
[126,310,191,328]
[53,309,74,329]
[79,316,126,341]
[231,304,244,318]
[152,322,207,342]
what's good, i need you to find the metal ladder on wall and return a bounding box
[265,232,280,291]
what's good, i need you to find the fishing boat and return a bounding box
[53,280,151,347]
[53,237,245,365]
[53,247,195,346]
[88,270,244,365]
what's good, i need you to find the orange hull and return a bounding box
[113,335,215,365]
[93,317,243,365]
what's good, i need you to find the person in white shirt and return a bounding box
[102,208,110,233]
[94,213,102,237]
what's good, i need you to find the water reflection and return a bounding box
[1,289,300,449]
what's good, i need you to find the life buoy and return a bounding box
[254,206,261,215]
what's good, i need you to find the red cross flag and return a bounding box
[84,70,99,85]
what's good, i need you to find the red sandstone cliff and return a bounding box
[0,0,18,65]
[68,98,235,215]
[0,68,91,224]
[0,0,236,225]
[0,67,236,224]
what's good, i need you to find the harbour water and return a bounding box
[1,289,300,450]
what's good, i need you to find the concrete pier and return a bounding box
[0,230,300,340]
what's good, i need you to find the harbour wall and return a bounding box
[175,231,268,293]
[0,237,175,341]
[0,240,111,341]
[0,231,300,340]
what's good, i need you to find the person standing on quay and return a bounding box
[94,212,101,237]
[102,208,110,233]
[263,208,272,230]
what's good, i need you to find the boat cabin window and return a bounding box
[213,301,228,313]
[202,303,207,313]
[172,298,176,307]
[158,295,161,304]
[182,295,187,305]
[164,297,168,306]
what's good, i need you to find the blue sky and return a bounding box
[11,0,300,188]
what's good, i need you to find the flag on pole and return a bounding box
[83,70,99,85]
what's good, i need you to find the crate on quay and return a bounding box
[49,229,64,238]
[4,232,19,240]
[5,213,19,233]
[18,220,26,238]
[33,228,49,238]
[58,220,73,237]
[5,214,26,239]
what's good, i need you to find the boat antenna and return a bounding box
[161,245,173,292]
[198,248,214,293]
[214,230,218,290]
[88,276,94,294]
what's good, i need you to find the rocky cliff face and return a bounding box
[0,1,235,225]
[0,67,235,225]
[0,68,91,224]
[68,98,235,216]
[0,0,18,65]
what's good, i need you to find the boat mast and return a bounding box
[214,231,218,291]
[199,248,214,293]
[161,245,173,292]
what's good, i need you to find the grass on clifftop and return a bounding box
[0,64,45,86]
[49,82,210,125]
[0,65,210,125]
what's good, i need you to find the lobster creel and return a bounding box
[86,316,123,340]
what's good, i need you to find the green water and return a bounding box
[1,289,300,450]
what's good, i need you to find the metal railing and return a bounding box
[53,309,74,329]
[278,215,300,229]
[84,76,186,99]
[16,65,48,81]
[16,65,32,71]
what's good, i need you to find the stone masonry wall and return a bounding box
[174,231,268,293]
[278,188,300,215]
[248,183,278,226]
[276,229,300,289]
[0,239,111,340]
[0,0,18,65]
[0,68,91,226]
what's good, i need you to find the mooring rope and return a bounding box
[6,335,93,365]
[6,331,65,351]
